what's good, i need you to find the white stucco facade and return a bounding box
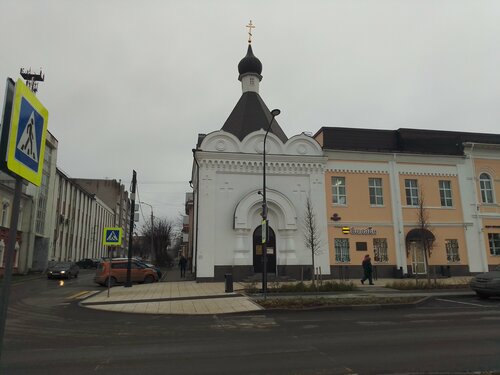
[193,130,330,280]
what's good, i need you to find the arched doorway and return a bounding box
[406,228,435,275]
[253,225,276,273]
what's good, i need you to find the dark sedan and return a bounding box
[470,266,500,298]
[47,262,79,279]
[76,258,98,269]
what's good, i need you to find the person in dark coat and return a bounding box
[361,254,374,285]
[179,255,188,278]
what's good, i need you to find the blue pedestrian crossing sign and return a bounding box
[6,79,48,186]
[103,227,123,246]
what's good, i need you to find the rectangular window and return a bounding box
[334,238,350,262]
[368,178,383,206]
[445,239,460,262]
[332,177,346,205]
[405,179,419,206]
[489,233,500,256]
[480,174,494,204]
[373,238,388,263]
[439,180,453,207]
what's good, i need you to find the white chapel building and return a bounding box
[191,42,330,281]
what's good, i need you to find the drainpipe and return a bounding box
[192,149,200,279]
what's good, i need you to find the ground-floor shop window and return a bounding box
[373,238,388,262]
[334,238,350,263]
[445,239,460,262]
[488,233,500,256]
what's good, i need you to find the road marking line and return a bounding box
[66,291,91,300]
[435,298,485,307]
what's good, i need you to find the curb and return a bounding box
[80,292,243,306]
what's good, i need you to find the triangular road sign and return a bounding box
[106,231,119,242]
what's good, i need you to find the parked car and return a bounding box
[106,257,162,279]
[47,262,79,279]
[470,266,500,298]
[76,258,97,269]
[143,262,162,280]
[94,259,159,286]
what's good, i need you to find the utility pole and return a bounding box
[140,201,154,260]
[125,170,137,287]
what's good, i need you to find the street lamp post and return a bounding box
[140,202,154,260]
[261,108,281,298]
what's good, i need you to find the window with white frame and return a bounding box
[332,177,346,205]
[445,239,460,262]
[369,178,383,206]
[489,233,500,256]
[480,173,494,204]
[439,180,453,207]
[405,179,419,206]
[334,238,350,262]
[373,238,388,262]
[1,202,9,227]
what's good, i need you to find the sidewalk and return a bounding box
[79,274,474,316]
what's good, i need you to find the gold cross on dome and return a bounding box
[246,20,255,44]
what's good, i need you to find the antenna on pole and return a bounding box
[20,67,45,94]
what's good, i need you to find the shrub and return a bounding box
[256,296,422,308]
[243,280,358,293]
[386,279,468,290]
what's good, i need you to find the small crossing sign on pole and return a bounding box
[103,227,123,246]
[6,79,48,186]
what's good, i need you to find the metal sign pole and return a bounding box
[107,247,112,297]
[0,177,23,361]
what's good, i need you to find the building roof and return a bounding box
[316,127,500,155]
[221,91,288,143]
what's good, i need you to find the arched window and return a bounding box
[1,202,9,227]
[479,173,494,204]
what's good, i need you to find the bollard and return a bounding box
[224,273,233,293]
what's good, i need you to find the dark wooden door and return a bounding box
[253,225,276,273]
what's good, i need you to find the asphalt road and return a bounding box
[1,272,499,375]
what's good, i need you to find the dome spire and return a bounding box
[238,20,262,92]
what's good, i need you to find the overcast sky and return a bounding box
[1,0,499,227]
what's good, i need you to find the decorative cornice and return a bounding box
[399,171,457,177]
[326,168,389,174]
[199,159,326,174]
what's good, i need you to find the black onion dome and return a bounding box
[238,45,262,75]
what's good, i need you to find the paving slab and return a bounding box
[79,277,474,316]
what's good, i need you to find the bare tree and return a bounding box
[304,196,322,285]
[141,217,174,267]
[416,192,435,283]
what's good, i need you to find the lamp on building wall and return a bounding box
[261,108,280,298]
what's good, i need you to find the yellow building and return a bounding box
[315,127,500,278]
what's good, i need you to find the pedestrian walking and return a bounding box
[361,254,374,285]
[179,255,187,278]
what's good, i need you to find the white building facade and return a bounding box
[192,43,330,281]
